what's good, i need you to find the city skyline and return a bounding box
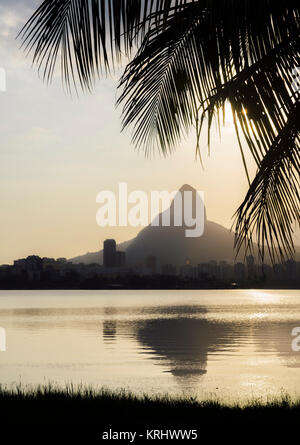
[1,243,299,290]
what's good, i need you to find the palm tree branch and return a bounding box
[117,5,210,154]
[19,0,300,261]
[233,102,300,263]
[19,0,189,91]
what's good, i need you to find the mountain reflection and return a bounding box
[101,305,249,390]
[134,314,245,389]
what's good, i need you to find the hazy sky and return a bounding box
[1,0,293,265]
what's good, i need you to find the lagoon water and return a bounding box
[0,289,300,402]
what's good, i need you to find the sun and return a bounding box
[224,102,235,126]
[223,103,248,128]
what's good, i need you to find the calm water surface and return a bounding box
[0,289,299,402]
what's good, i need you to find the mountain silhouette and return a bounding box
[125,184,243,267]
[71,184,297,267]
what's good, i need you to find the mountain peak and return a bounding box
[179,184,197,193]
[171,184,207,223]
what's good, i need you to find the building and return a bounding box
[286,259,297,281]
[180,258,194,278]
[246,255,255,281]
[103,239,116,268]
[103,239,126,270]
[161,264,177,276]
[219,261,233,281]
[234,262,245,282]
[14,256,43,280]
[115,251,126,268]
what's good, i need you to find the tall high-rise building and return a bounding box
[103,239,116,268]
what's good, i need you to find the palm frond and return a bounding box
[118,3,209,155]
[117,0,300,259]
[234,103,300,263]
[19,0,187,91]
[118,1,299,152]
[19,0,300,261]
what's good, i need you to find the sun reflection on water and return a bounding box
[249,290,282,304]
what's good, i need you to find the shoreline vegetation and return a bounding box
[1,385,299,442]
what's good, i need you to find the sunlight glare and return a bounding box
[249,291,281,304]
[224,102,234,126]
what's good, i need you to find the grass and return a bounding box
[0,384,299,442]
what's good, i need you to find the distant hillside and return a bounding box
[125,219,243,268]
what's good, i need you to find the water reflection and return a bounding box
[100,306,250,390]
[253,321,300,368]
[98,303,300,392]
[134,316,246,389]
[1,290,300,399]
[102,308,117,343]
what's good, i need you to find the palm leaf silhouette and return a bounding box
[19,0,300,262]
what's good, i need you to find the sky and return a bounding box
[1,0,295,265]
